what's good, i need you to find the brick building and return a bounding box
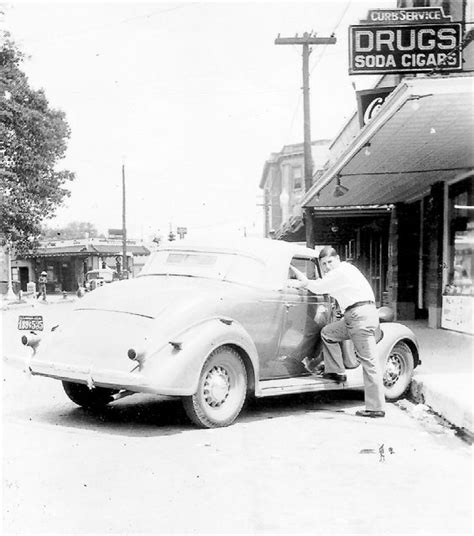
[260,140,330,240]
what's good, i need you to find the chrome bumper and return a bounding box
[29,360,191,396]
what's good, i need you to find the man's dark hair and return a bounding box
[319,246,338,260]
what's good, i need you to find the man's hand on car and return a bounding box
[289,265,309,288]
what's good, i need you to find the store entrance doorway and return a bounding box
[19,267,29,291]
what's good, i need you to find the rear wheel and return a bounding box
[62,381,117,409]
[182,346,247,428]
[383,341,414,401]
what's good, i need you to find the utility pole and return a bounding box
[168,222,175,241]
[275,32,336,248]
[122,163,127,277]
[5,240,17,301]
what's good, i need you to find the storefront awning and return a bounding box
[22,243,150,258]
[92,244,150,256]
[274,214,305,240]
[23,245,95,258]
[303,75,474,208]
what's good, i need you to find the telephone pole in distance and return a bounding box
[122,163,127,276]
[275,32,336,248]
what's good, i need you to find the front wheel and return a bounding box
[182,346,247,428]
[62,381,117,409]
[383,341,414,401]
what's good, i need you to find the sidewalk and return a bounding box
[1,292,77,311]
[405,320,473,436]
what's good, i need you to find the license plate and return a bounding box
[18,315,44,331]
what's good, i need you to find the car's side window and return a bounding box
[289,257,319,281]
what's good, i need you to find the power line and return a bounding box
[11,3,196,45]
[118,4,196,25]
[310,0,352,75]
[286,93,303,141]
[283,1,352,142]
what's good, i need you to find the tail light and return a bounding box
[21,333,41,350]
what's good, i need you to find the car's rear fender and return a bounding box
[377,323,420,367]
[140,316,260,396]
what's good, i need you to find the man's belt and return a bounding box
[345,300,375,313]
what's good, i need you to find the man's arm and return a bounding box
[289,265,328,293]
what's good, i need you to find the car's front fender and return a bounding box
[377,323,420,367]
[139,316,260,396]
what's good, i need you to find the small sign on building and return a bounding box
[176,227,188,239]
[356,86,396,127]
[108,228,123,237]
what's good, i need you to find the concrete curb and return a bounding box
[410,373,473,436]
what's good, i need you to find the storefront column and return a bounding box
[263,188,270,237]
[387,206,398,318]
[424,182,445,328]
[280,164,291,223]
[387,203,419,320]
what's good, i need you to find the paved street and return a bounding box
[2,302,473,534]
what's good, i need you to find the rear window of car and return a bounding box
[139,251,224,278]
[140,250,265,286]
[166,253,217,266]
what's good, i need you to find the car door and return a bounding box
[269,256,332,377]
[219,254,287,379]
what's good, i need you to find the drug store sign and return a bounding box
[349,7,462,74]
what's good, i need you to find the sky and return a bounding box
[3,0,395,241]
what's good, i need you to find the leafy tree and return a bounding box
[41,221,103,240]
[0,35,74,252]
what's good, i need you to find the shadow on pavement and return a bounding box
[244,389,365,419]
[39,395,191,437]
[36,389,366,438]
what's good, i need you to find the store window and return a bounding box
[446,178,473,296]
[47,265,55,282]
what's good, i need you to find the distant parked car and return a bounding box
[20,238,420,428]
[85,268,118,291]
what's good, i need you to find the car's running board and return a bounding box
[256,375,345,398]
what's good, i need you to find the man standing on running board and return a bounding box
[290,246,385,419]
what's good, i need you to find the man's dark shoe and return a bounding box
[313,362,325,376]
[322,372,347,383]
[302,357,322,374]
[355,410,385,418]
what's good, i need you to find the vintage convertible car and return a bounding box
[21,238,420,428]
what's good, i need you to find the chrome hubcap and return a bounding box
[203,366,231,407]
[384,353,402,387]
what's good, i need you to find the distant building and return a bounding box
[259,140,330,241]
[10,237,150,294]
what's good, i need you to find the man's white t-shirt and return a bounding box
[306,261,375,312]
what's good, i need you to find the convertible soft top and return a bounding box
[156,237,318,289]
[161,237,317,262]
